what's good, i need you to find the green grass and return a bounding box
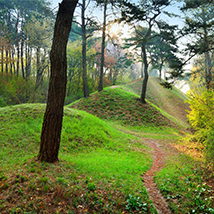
[0,103,155,213]
[1,78,213,213]
[154,151,214,214]
[123,77,190,128]
[69,87,175,127]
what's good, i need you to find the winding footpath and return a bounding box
[143,139,171,214]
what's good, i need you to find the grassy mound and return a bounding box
[69,87,176,127]
[0,104,156,213]
[123,77,190,128]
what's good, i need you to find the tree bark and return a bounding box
[98,1,107,92]
[35,47,42,89]
[202,9,212,89]
[21,37,25,79]
[81,0,89,98]
[15,13,20,76]
[141,61,144,78]
[38,0,78,163]
[5,50,8,74]
[1,45,3,73]
[159,59,164,80]
[140,44,149,104]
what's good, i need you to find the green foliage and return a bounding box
[66,41,97,103]
[125,194,148,212]
[0,73,27,105]
[87,182,96,191]
[0,73,49,106]
[187,89,214,168]
[160,81,173,90]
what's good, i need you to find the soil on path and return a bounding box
[121,128,171,213]
[143,139,171,214]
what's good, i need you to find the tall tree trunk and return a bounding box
[1,45,3,73]
[159,59,164,80]
[141,61,144,78]
[38,0,78,163]
[5,50,8,74]
[98,1,107,92]
[21,37,25,79]
[12,47,16,73]
[10,49,13,75]
[140,44,149,104]
[82,0,89,98]
[202,9,212,89]
[15,13,20,76]
[25,46,31,102]
[204,51,212,89]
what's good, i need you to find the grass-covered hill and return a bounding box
[123,77,190,128]
[69,87,177,128]
[0,103,156,213]
[1,79,213,213]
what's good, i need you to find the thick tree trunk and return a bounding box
[82,0,89,98]
[98,2,107,92]
[140,45,149,104]
[38,0,78,163]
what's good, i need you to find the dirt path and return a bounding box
[143,139,171,214]
[119,128,171,213]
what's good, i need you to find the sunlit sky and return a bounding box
[50,0,190,93]
[50,0,184,28]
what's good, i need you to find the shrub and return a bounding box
[187,88,214,169]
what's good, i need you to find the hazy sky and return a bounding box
[50,0,184,29]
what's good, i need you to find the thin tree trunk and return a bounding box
[36,47,41,87]
[15,13,20,76]
[1,45,3,73]
[140,44,149,104]
[98,1,107,92]
[10,49,13,75]
[202,9,212,89]
[82,0,89,98]
[38,0,78,163]
[5,50,8,74]
[159,59,164,80]
[141,61,144,78]
[25,46,31,102]
[21,37,25,79]
[12,47,16,73]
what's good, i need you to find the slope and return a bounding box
[0,104,155,213]
[69,87,176,128]
[123,77,190,127]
